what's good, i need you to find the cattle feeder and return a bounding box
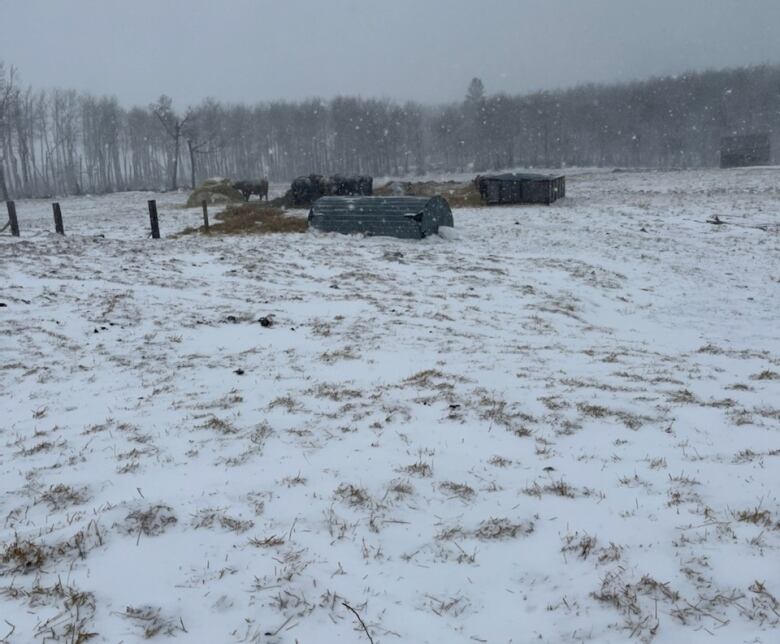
[308,196,453,239]
[477,173,566,205]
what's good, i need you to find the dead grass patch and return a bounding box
[734,507,775,528]
[18,440,57,456]
[2,579,97,641]
[425,593,472,617]
[386,479,415,500]
[668,389,699,404]
[577,403,610,418]
[118,605,187,638]
[118,504,178,537]
[540,395,569,411]
[198,415,240,435]
[1,535,47,573]
[439,481,476,501]
[39,484,90,511]
[249,535,285,548]
[403,369,462,390]
[751,370,779,381]
[646,457,667,470]
[268,395,300,412]
[191,509,254,533]
[282,473,307,487]
[402,458,433,478]
[335,483,371,507]
[561,531,598,559]
[524,479,578,498]
[307,383,363,402]
[474,518,534,540]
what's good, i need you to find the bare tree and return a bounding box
[0,62,19,201]
[150,95,190,190]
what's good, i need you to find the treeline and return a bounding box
[1,61,778,199]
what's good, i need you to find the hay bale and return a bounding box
[186,178,245,208]
[374,181,413,196]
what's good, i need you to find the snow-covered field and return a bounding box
[1,168,779,643]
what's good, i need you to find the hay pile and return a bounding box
[374,180,483,207]
[179,202,308,236]
[186,178,245,208]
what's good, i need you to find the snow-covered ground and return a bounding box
[1,167,779,643]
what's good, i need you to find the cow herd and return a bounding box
[290,174,373,206]
[230,174,373,207]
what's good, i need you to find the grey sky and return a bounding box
[2,0,779,108]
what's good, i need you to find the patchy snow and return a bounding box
[1,167,779,643]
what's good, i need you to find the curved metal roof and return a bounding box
[310,196,443,216]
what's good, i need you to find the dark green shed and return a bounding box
[308,196,454,239]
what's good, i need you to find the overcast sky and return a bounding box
[2,0,779,108]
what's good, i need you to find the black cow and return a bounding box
[474,175,488,202]
[289,173,373,206]
[290,174,328,206]
[357,175,373,195]
[328,174,373,196]
[233,178,269,201]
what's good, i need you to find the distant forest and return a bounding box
[1,62,778,199]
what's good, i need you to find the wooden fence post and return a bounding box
[6,201,19,237]
[201,199,209,231]
[148,199,160,239]
[52,202,65,235]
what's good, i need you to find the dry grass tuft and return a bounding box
[524,479,578,498]
[248,535,285,548]
[668,389,698,404]
[1,535,47,573]
[39,483,90,511]
[402,459,433,478]
[544,479,577,499]
[119,504,178,537]
[119,605,187,639]
[191,509,254,533]
[561,531,598,559]
[386,479,415,500]
[577,403,610,418]
[335,483,371,507]
[1,579,97,641]
[474,518,534,540]
[268,395,300,412]
[19,441,56,456]
[425,593,472,617]
[439,481,476,501]
[199,415,240,435]
[751,370,779,381]
[735,507,774,527]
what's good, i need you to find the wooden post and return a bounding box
[52,202,65,235]
[201,199,209,231]
[6,201,19,237]
[147,199,160,239]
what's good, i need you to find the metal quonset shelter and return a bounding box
[476,173,566,205]
[308,196,454,239]
[720,134,771,168]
